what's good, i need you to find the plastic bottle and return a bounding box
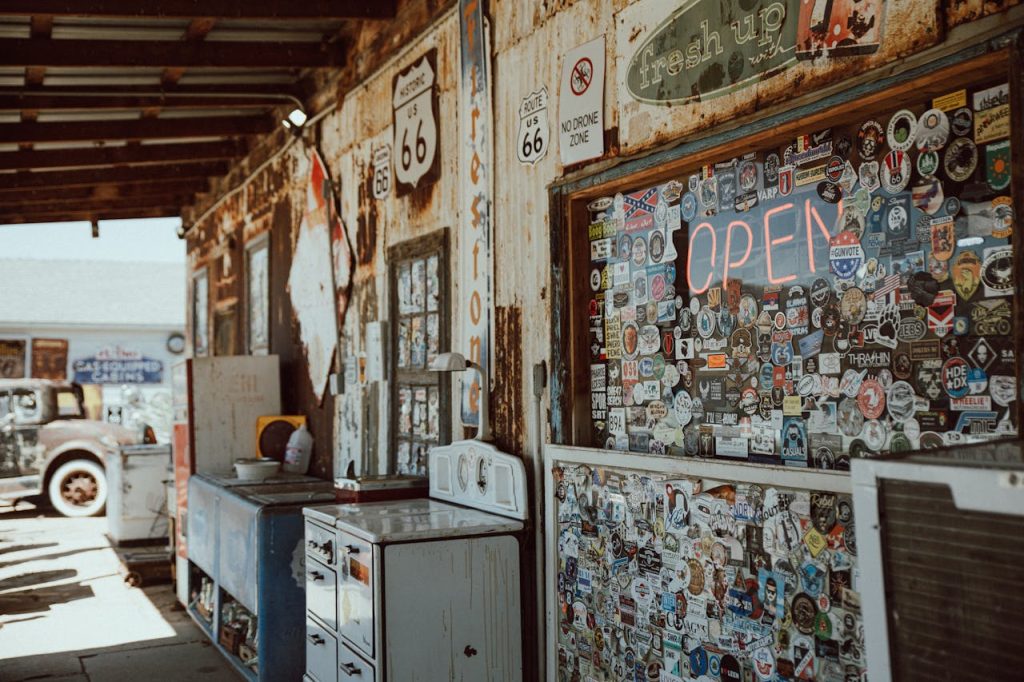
[282,423,313,474]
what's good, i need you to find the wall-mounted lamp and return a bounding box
[429,352,491,442]
[281,107,308,136]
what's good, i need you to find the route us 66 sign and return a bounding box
[371,144,392,200]
[517,86,549,165]
[392,48,440,195]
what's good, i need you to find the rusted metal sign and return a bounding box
[625,0,884,106]
[393,48,440,195]
[0,339,25,378]
[458,0,493,427]
[30,338,68,380]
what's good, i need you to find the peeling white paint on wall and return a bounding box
[287,151,340,401]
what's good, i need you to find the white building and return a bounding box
[0,258,185,422]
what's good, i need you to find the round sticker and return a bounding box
[881,150,911,194]
[622,321,640,360]
[858,120,885,160]
[839,287,866,325]
[861,419,887,451]
[810,278,832,307]
[917,150,939,178]
[857,378,886,419]
[697,305,716,339]
[649,231,665,263]
[886,381,916,421]
[632,235,648,266]
[681,192,698,222]
[950,107,973,137]
[589,268,602,291]
[752,647,775,681]
[942,356,970,398]
[886,109,917,152]
[673,390,693,427]
[944,137,977,182]
[916,108,949,152]
[792,593,818,635]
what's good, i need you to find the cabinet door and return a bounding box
[383,536,522,681]
[337,531,375,657]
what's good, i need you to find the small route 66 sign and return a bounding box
[392,49,440,195]
[517,86,549,166]
[371,144,392,200]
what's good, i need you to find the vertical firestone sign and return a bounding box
[459,0,492,427]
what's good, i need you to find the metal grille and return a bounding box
[879,479,1024,681]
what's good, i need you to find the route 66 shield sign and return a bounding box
[392,49,440,195]
[517,87,550,166]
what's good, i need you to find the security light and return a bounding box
[282,107,308,132]
[429,352,492,441]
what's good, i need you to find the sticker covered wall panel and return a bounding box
[554,463,863,681]
[587,79,1017,466]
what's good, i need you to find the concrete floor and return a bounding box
[0,500,239,681]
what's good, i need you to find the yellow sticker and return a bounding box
[794,164,826,186]
[804,527,827,557]
[783,395,802,416]
[975,104,1010,144]
[933,89,966,111]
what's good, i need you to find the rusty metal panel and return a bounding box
[947,0,1022,28]
[615,0,943,156]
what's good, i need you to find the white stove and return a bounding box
[302,440,527,682]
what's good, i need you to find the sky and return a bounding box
[0,217,185,263]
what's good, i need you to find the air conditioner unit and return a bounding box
[851,439,1024,682]
[255,415,306,460]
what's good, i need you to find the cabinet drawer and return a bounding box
[306,557,337,631]
[337,531,375,657]
[305,519,337,567]
[338,641,375,680]
[305,617,337,682]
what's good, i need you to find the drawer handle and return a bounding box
[340,662,362,676]
[309,571,325,582]
[344,544,360,554]
[307,634,325,646]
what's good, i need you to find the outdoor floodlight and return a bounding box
[282,108,308,135]
[429,352,492,442]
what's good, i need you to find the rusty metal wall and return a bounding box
[184,0,1022,479]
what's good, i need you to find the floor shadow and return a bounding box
[0,546,106,570]
[0,569,78,591]
[0,542,59,557]
[0,580,94,616]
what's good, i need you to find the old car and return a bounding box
[0,379,147,516]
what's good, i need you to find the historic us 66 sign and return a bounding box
[392,48,440,195]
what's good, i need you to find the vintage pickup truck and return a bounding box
[0,379,147,516]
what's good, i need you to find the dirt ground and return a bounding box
[0,499,238,681]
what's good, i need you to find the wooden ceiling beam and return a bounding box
[0,194,193,214]
[0,205,181,225]
[0,1,396,20]
[1,37,345,69]
[0,139,247,171]
[0,93,285,110]
[0,115,272,144]
[0,161,229,191]
[0,181,206,207]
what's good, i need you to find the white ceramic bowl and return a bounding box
[234,458,280,481]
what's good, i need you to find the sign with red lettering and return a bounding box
[458,0,492,427]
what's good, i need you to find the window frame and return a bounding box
[244,233,271,355]
[548,49,1022,449]
[387,229,451,475]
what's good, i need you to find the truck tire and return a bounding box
[48,459,107,517]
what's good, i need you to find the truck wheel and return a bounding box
[48,459,107,517]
